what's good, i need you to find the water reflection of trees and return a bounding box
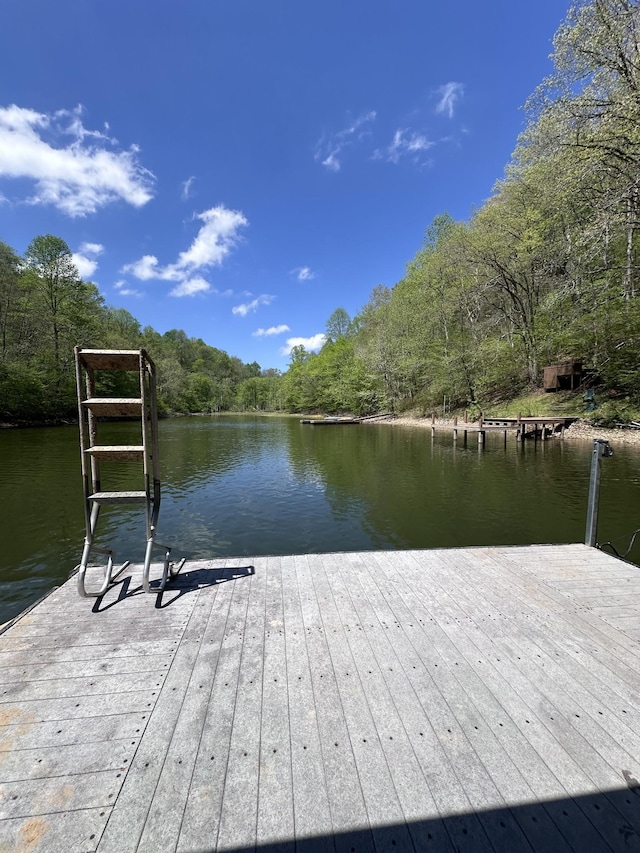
[285,424,608,551]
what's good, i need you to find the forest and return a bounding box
[2,0,640,426]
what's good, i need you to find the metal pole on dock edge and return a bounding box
[585,439,613,547]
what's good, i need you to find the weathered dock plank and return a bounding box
[0,545,639,852]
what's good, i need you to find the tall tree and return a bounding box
[523,0,640,299]
[0,240,22,360]
[23,235,82,374]
[325,307,351,342]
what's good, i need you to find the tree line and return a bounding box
[0,234,279,422]
[3,1,639,425]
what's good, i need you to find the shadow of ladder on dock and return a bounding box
[74,347,183,598]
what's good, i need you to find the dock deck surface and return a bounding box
[1,544,640,852]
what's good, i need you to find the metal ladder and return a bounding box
[74,347,184,596]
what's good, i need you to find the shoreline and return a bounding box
[379,416,640,446]
[3,412,640,446]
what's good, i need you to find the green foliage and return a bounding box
[586,399,637,427]
[0,363,49,421]
[0,234,284,422]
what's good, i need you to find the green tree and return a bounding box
[23,235,81,373]
[325,307,351,342]
[0,241,22,361]
[523,0,640,300]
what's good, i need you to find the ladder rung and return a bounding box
[83,398,143,416]
[77,350,143,371]
[89,491,148,504]
[86,446,145,461]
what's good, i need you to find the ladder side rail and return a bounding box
[141,347,156,374]
[74,348,92,537]
[85,363,101,494]
[148,356,161,506]
[139,351,153,540]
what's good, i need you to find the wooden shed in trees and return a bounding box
[543,361,583,391]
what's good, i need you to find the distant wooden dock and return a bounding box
[1,544,640,851]
[431,416,577,446]
[300,413,394,425]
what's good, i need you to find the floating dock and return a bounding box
[299,417,361,425]
[300,413,394,425]
[1,544,640,851]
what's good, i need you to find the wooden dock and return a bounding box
[1,544,640,851]
[431,416,577,446]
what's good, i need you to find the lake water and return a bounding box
[1,414,638,624]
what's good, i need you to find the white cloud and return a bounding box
[72,241,104,278]
[436,82,464,118]
[114,279,142,297]
[122,254,162,281]
[181,175,195,200]
[0,104,154,216]
[253,325,290,337]
[122,205,248,297]
[280,334,326,355]
[232,294,274,316]
[314,110,376,172]
[375,129,434,165]
[169,277,210,297]
[177,206,247,269]
[292,266,315,282]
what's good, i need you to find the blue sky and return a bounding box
[0,1,569,370]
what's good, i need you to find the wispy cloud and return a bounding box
[280,334,326,355]
[114,279,142,297]
[181,175,195,200]
[0,104,154,216]
[292,266,315,282]
[232,294,274,316]
[373,129,434,165]
[72,241,104,278]
[321,153,340,172]
[122,205,248,297]
[253,325,290,337]
[436,82,464,118]
[314,110,376,172]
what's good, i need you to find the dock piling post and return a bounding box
[585,439,613,547]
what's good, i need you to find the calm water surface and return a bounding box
[1,414,639,623]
